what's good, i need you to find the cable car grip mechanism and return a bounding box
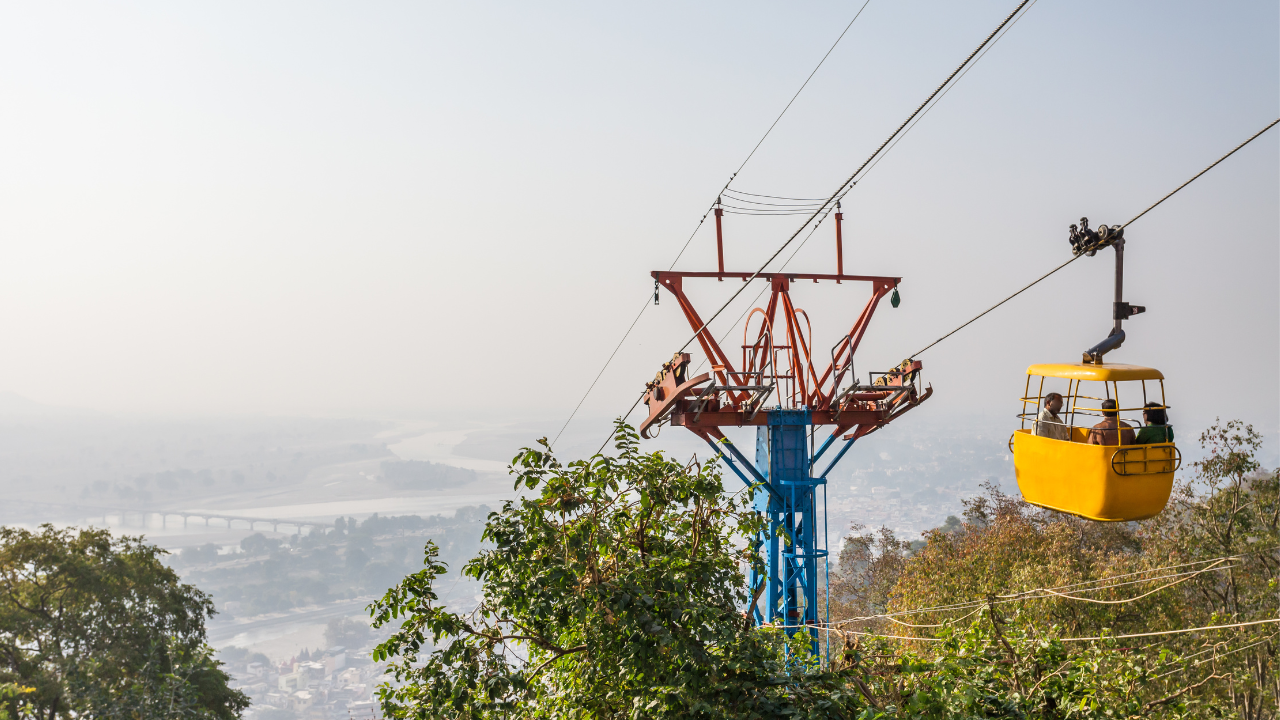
[1069,218,1146,364]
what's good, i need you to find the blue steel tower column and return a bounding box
[637,271,927,664]
[753,408,825,656]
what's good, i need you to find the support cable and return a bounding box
[551,0,875,449]
[803,617,1280,643]
[1122,117,1280,230]
[704,0,1034,378]
[829,551,1271,624]
[1059,618,1280,643]
[674,0,1035,361]
[852,0,1038,182]
[550,296,651,449]
[827,564,1221,624]
[906,253,1083,359]
[624,201,846,453]
[906,116,1280,359]
[721,198,827,207]
[724,189,829,202]
[1151,633,1279,681]
[596,0,1037,453]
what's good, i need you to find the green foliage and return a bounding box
[0,525,248,719]
[885,481,1166,638]
[1142,420,1279,718]
[842,616,1234,719]
[367,419,1274,718]
[834,419,1277,718]
[369,422,866,718]
[0,684,33,720]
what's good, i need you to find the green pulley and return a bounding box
[890,287,901,308]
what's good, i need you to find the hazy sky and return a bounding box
[0,1,1275,444]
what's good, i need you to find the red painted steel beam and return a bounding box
[653,270,900,284]
[835,212,844,281]
[672,408,890,429]
[656,275,748,396]
[714,207,725,280]
[842,384,933,440]
[649,266,920,424]
[814,280,895,407]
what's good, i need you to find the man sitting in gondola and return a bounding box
[1033,392,1070,441]
[1086,399,1135,446]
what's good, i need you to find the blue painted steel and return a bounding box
[701,435,781,501]
[818,436,858,480]
[704,408,861,658]
[744,409,828,657]
[809,428,842,471]
[702,436,756,489]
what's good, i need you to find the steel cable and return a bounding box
[800,617,1280,643]
[720,196,828,207]
[1151,632,1279,681]
[671,0,1036,363]
[853,0,1038,181]
[702,1,1037,382]
[551,1,876,449]
[594,0,1037,454]
[906,117,1280,359]
[788,551,1274,640]
[1122,117,1280,229]
[551,295,651,448]
[724,189,830,202]
[827,550,1271,624]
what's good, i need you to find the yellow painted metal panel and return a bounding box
[1012,430,1174,521]
[1026,363,1165,382]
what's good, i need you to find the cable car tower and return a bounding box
[639,203,931,655]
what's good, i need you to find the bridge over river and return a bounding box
[6,501,335,535]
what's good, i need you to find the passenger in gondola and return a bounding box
[1134,402,1174,444]
[1086,399,1135,446]
[1033,392,1070,441]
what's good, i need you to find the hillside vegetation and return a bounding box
[833,419,1276,718]
[368,420,1276,719]
[0,527,247,719]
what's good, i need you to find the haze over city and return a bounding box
[0,2,1275,718]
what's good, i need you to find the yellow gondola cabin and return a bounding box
[1011,363,1178,521]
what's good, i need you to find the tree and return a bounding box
[1143,420,1279,718]
[368,422,864,718]
[369,419,1273,718]
[182,543,221,566]
[830,525,910,624]
[240,532,283,556]
[325,617,371,650]
[830,419,1276,718]
[0,525,248,719]
[839,616,1234,719]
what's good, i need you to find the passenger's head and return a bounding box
[1101,399,1118,419]
[1045,392,1064,413]
[1143,401,1168,426]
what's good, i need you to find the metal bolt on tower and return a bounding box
[639,208,931,657]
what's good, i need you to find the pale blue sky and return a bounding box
[0,1,1274,445]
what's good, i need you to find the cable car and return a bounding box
[1012,362,1178,521]
[1010,219,1178,521]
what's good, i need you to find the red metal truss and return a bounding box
[640,268,931,440]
